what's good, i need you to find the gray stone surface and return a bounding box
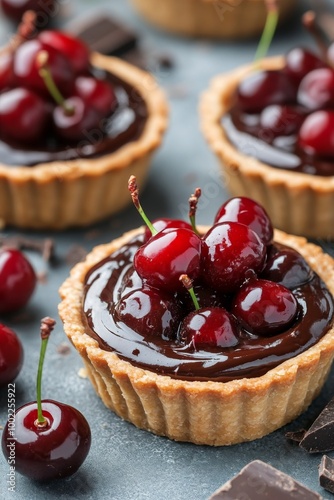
[1,0,334,498]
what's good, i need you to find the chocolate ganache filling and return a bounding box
[82,233,334,382]
[223,106,334,176]
[1,70,147,167]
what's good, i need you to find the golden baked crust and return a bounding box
[0,54,168,229]
[130,0,297,39]
[200,56,334,239]
[59,226,334,446]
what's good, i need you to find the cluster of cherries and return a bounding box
[236,35,334,159]
[0,13,116,144]
[114,177,312,350]
[0,248,91,480]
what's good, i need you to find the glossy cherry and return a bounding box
[53,96,102,142]
[0,248,37,314]
[13,39,74,98]
[115,288,181,340]
[0,87,49,143]
[261,244,313,289]
[298,110,334,158]
[259,104,305,139]
[0,323,23,387]
[236,70,296,113]
[38,30,91,74]
[0,51,14,92]
[0,0,55,23]
[214,196,273,245]
[134,227,202,292]
[284,47,325,84]
[201,222,266,293]
[144,218,193,243]
[233,279,298,335]
[179,307,239,350]
[1,318,91,481]
[298,68,334,110]
[74,76,116,115]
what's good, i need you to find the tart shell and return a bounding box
[200,56,334,239]
[0,53,168,230]
[59,226,334,446]
[129,0,297,39]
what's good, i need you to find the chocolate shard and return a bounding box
[319,455,334,494]
[67,15,138,56]
[208,460,322,500]
[300,397,334,453]
[285,429,306,444]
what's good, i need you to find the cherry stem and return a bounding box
[37,51,74,115]
[128,176,157,236]
[189,188,201,235]
[254,0,279,61]
[36,317,56,426]
[180,274,200,311]
[302,10,329,61]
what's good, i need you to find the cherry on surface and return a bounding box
[115,287,181,340]
[179,307,239,350]
[201,222,266,294]
[0,87,50,143]
[0,323,23,387]
[1,400,91,481]
[0,248,37,314]
[214,196,273,245]
[298,110,334,158]
[232,279,299,335]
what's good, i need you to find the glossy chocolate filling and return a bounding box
[223,106,334,176]
[82,234,334,382]
[0,70,148,167]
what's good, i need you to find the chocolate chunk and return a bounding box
[285,429,306,444]
[300,397,334,453]
[319,455,334,494]
[0,235,55,263]
[67,15,138,56]
[208,460,322,499]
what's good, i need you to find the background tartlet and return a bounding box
[129,0,297,39]
[200,56,334,239]
[0,53,168,230]
[59,226,334,446]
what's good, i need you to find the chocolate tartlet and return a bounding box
[0,47,167,229]
[59,224,334,446]
[201,55,334,239]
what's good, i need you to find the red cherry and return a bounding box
[74,76,116,115]
[144,218,193,243]
[261,244,313,289]
[0,0,55,23]
[1,400,91,481]
[298,110,334,158]
[0,324,23,387]
[284,47,326,84]
[236,70,296,113]
[179,307,239,349]
[38,30,91,74]
[259,104,305,139]
[0,51,14,91]
[134,228,202,292]
[201,222,266,293]
[0,87,50,143]
[52,96,102,142]
[115,288,181,340]
[298,68,334,110]
[0,248,37,314]
[214,197,273,245]
[232,279,298,335]
[13,39,75,98]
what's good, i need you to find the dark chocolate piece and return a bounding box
[300,397,334,453]
[285,429,306,444]
[319,455,334,494]
[67,15,138,56]
[0,235,55,263]
[209,460,322,499]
